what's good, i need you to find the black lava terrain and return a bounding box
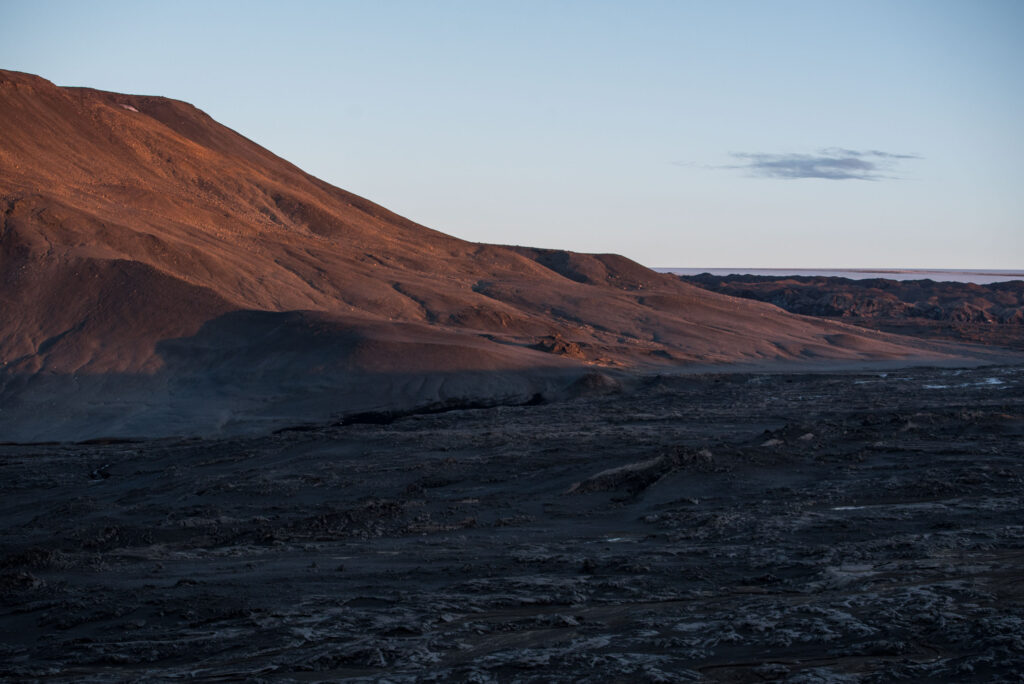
[2,364,1024,682]
[680,273,1024,351]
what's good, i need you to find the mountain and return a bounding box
[0,70,974,441]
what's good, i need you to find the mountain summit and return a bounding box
[0,71,959,440]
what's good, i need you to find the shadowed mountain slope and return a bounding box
[0,70,982,440]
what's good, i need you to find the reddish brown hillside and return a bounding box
[0,70,981,440]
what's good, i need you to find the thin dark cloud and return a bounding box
[724,148,920,180]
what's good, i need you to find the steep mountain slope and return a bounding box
[0,70,973,440]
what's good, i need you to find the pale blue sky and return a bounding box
[4,0,1022,268]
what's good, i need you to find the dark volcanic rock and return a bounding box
[681,273,1024,349]
[1,364,1023,681]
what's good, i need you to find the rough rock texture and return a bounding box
[1,364,1022,681]
[680,273,1024,350]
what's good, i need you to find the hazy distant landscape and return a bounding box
[659,268,1024,285]
[675,272,1024,352]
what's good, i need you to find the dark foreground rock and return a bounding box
[1,364,1023,682]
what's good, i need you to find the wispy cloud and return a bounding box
[722,148,920,180]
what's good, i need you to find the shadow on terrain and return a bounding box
[1,365,1022,681]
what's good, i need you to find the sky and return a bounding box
[3,0,1022,269]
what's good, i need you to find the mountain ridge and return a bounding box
[0,70,993,440]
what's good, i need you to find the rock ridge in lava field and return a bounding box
[680,273,1024,350]
[0,70,991,441]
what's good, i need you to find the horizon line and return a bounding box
[653,267,1024,274]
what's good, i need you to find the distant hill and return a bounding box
[679,273,1024,350]
[0,70,979,441]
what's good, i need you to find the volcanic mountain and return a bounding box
[0,70,973,441]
